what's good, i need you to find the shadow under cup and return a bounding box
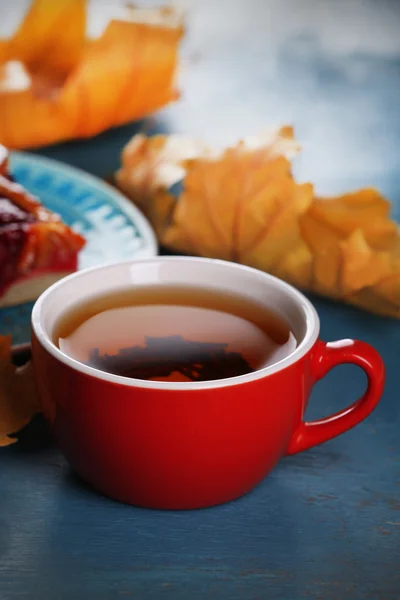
[30,257,384,509]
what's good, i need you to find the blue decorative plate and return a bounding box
[0,152,157,346]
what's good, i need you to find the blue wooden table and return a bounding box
[1,1,400,598]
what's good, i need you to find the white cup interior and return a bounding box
[32,257,319,390]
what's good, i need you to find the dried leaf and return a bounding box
[0,336,39,446]
[308,189,399,251]
[0,2,183,148]
[299,203,343,295]
[340,229,392,294]
[116,129,400,319]
[164,153,313,269]
[275,243,313,290]
[117,134,210,205]
[300,191,400,308]
[117,127,309,262]
[6,0,86,81]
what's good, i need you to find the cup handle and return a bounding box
[286,339,385,455]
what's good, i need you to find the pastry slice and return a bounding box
[0,146,85,307]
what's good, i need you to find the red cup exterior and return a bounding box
[32,332,384,510]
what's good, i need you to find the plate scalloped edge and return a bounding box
[10,151,158,267]
[0,152,158,345]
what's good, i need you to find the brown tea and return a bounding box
[54,285,297,382]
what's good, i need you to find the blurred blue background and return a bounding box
[2,0,400,208]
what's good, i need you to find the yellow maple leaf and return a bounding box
[116,128,400,319]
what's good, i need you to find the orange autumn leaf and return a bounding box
[0,336,39,446]
[116,126,307,262]
[5,0,86,80]
[299,202,343,295]
[275,243,313,290]
[0,1,183,149]
[164,152,313,268]
[306,189,398,251]
[340,229,392,294]
[116,128,400,319]
[300,194,400,315]
[117,133,222,238]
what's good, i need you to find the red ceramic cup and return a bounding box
[31,257,385,509]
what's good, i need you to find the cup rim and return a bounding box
[31,257,320,390]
